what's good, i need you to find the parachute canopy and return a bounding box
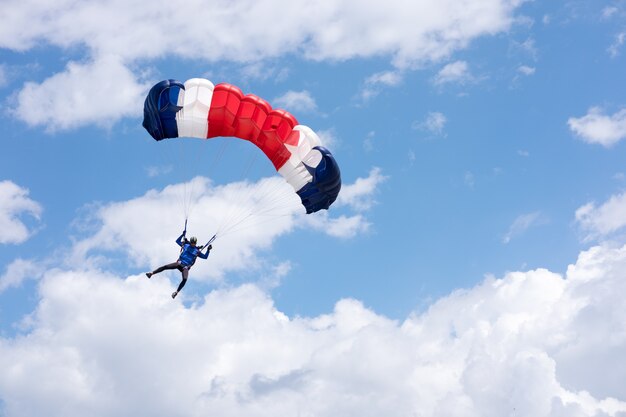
[142,78,341,214]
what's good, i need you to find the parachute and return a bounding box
[142,78,341,214]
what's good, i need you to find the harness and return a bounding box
[178,243,200,267]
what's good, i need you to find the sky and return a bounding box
[1,0,626,416]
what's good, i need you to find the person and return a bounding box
[146,231,212,299]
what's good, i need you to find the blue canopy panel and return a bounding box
[142,79,185,141]
[297,147,342,213]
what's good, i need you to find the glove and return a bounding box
[208,245,212,250]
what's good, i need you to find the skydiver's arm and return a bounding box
[198,245,211,259]
[176,232,186,247]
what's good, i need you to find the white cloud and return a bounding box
[0,180,42,244]
[433,61,472,85]
[0,0,523,66]
[363,131,376,152]
[366,71,403,87]
[568,107,626,147]
[316,128,339,149]
[503,211,544,243]
[12,55,148,130]
[67,173,381,276]
[69,176,301,281]
[413,111,447,137]
[408,149,416,165]
[359,70,404,102]
[302,212,371,239]
[273,90,317,113]
[1,0,525,130]
[0,64,7,87]
[602,7,619,19]
[0,259,43,293]
[145,165,173,178]
[300,167,388,239]
[335,167,388,211]
[464,171,475,188]
[576,191,626,241]
[608,31,625,58]
[511,37,538,60]
[517,65,536,75]
[2,243,626,416]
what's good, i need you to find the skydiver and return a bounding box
[145,231,212,299]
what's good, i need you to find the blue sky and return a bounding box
[1,1,626,416]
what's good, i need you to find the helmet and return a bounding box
[189,236,198,244]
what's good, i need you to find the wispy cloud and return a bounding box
[274,90,317,113]
[464,171,475,189]
[359,70,403,102]
[335,167,388,211]
[576,191,626,241]
[0,180,42,244]
[316,128,339,149]
[608,31,625,58]
[433,61,472,86]
[0,64,7,88]
[363,131,376,152]
[510,37,538,60]
[412,112,447,137]
[503,211,544,244]
[568,107,626,147]
[145,165,173,178]
[602,6,619,19]
[0,259,43,293]
[517,65,536,76]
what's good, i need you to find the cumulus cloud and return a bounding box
[1,243,626,417]
[273,90,317,113]
[503,211,545,244]
[12,55,148,130]
[0,180,42,244]
[568,107,626,147]
[301,168,388,238]
[575,191,626,241]
[68,173,382,277]
[0,0,523,65]
[69,176,301,281]
[1,0,525,130]
[433,60,472,86]
[335,167,388,211]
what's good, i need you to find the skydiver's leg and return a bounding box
[172,267,189,298]
[147,262,180,278]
